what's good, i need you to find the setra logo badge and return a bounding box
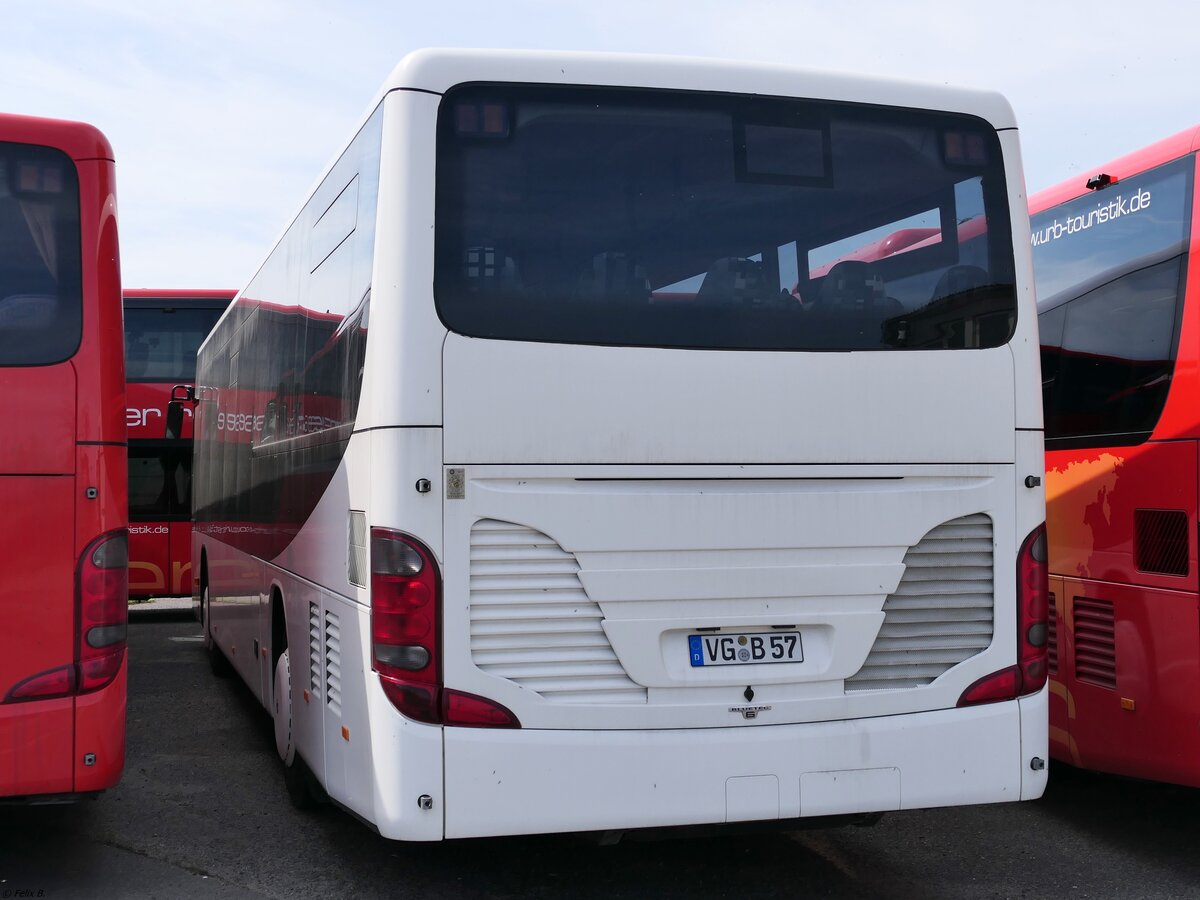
[729,705,772,720]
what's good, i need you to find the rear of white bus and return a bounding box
[360,52,1047,839]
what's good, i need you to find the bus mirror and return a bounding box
[165,384,195,440]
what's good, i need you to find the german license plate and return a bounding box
[688,631,803,667]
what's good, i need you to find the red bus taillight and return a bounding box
[77,530,129,693]
[371,528,518,728]
[958,523,1048,706]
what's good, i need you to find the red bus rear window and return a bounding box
[0,142,82,365]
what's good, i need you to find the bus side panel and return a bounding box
[0,477,76,720]
[73,659,127,791]
[170,521,193,595]
[0,366,75,474]
[1046,442,1198,593]
[1055,577,1200,786]
[1048,574,1072,763]
[128,525,170,597]
[0,699,74,796]
[205,537,268,706]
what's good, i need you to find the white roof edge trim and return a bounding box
[378,48,1018,130]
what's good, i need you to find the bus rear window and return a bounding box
[0,142,82,366]
[434,85,1017,351]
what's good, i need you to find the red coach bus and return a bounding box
[0,113,127,800]
[1031,125,1200,785]
[124,289,233,598]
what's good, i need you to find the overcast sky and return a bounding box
[5,1,1197,289]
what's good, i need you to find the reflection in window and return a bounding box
[129,442,193,520]
[124,306,225,382]
[0,142,83,365]
[1040,257,1184,447]
[434,85,1016,351]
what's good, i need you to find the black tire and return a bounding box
[273,646,326,810]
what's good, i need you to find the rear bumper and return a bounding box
[0,659,126,798]
[368,686,1048,840]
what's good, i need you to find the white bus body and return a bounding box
[193,49,1048,840]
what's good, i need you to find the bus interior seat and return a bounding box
[574,252,651,304]
[0,293,57,330]
[461,245,521,295]
[695,257,773,307]
[929,265,989,304]
[812,260,896,313]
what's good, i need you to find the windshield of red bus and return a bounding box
[1032,154,1193,448]
[434,85,1018,351]
[0,142,83,365]
[124,304,226,382]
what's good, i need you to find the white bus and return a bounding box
[190,49,1048,840]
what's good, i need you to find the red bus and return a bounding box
[1031,125,1200,785]
[124,289,233,599]
[0,113,127,800]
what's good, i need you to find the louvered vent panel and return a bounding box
[1073,596,1116,689]
[308,602,321,699]
[1047,592,1058,677]
[348,510,368,587]
[1134,509,1189,576]
[325,610,342,715]
[469,519,646,704]
[845,513,994,692]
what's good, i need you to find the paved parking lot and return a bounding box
[3,617,1200,899]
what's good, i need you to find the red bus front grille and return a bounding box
[1073,596,1115,689]
[1134,509,1189,576]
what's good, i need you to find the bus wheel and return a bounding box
[273,647,322,809]
[203,584,233,678]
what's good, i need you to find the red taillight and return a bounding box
[371,529,442,724]
[3,665,76,703]
[77,530,129,694]
[371,528,519,728]
[958,523,1048,707]
[1,531,127,705]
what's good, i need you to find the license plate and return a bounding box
[688,631,803,667]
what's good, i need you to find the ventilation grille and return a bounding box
[1134,509,1189,576]
[307,602,322,700]
[845,513,994,692]
[325,610,342,715]
[1047,592,1058,677]
[468,519,646,704]
[348,510,368,587]
[1073,596,1116,689]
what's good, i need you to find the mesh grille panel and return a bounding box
[468,520,646,704]
[845,513,994,692]
[1073,596,1116,689]
[1134,509,1189,576]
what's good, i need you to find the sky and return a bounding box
[4,0,1198,289]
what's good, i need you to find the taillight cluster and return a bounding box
[958,523,1048,706]
[3,529,128,704]
[370,527,518,728]
[77,530,130,692]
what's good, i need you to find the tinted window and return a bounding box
[1033,155,1193,448]
[435,86,1017,351]
[129,441,192,520]
[125,305,225,382]
[0,142,83,365]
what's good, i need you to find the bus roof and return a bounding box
[1030,124,1200,215]
[123,289,237,302]
[0,111,113,161]
[378,48,1019,130]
